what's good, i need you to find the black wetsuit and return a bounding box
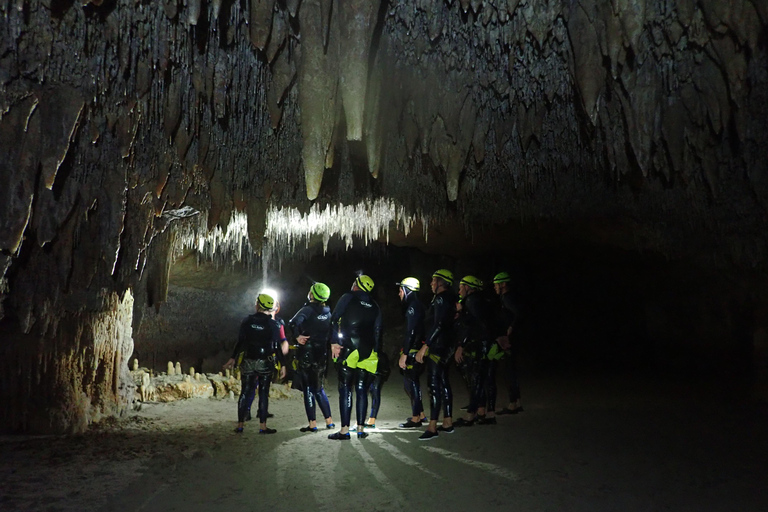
[289,301,333,423]
[401,291,426,418]
[498,290,521,404]
[368,351,391,419]
[424,289,457,421]
[331,290,383,428]
[460,291,501,414]
[231,312,283,423]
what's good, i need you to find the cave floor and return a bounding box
[1,366,767,512]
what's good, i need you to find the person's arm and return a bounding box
[373,306,383,355]
[330,294,352,358]
[224,319,248,369]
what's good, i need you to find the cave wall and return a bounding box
[1,0,767,433]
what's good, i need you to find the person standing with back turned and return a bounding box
[328,275,383,440]
[223,293,285,434]
[289,282,336,432]
[415,269,457,440]
[396,277,427,428]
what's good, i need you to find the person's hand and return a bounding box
[496,335,511,350]
[331,343,342,359]
[280,340,289,355]
[415,345,427,364]
[297,335,310,346]
[398,353,407,369]
[454,346,464,364]
[279,366,287,379]
[223,358,235,370]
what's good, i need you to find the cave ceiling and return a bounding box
[1,0,768,330]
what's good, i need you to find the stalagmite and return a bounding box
[133,359,139,371]
[337,0,379,141]
[176,362,182,375]
[168,361,176,376]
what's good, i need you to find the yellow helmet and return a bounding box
[459,275,483,290]
[355,274,374,292]
[256,293,275,311]
[397,277,420,292]
[310,282,331,302]
[432,269,454,285]
[493,272,511,284]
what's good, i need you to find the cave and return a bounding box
[1,0,768,509]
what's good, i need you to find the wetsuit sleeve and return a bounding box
[374,307,383,355]
[231,318,249,359]
[425,296,452,348]
[403,304,419,353]
[500,294,519,333]
[330,293,353,339]
[289,307,309,335]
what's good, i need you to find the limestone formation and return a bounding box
[1,0,767,434]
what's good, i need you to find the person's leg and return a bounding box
[236,372,258,430]
[312,366,334,427]
[257,372,275,432]
[354,369,374,434]
[478,360,498,424]
[426,358,441,432]
[403,369,422,422]
[441,360,453,427]
[299,367,318,429]
[335,364,353,434]
[367,376,382,426]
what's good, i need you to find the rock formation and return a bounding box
[1,0,767,433]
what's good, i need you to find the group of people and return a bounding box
[224,269,523,441]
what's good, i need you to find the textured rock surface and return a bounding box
[1,1,767,432]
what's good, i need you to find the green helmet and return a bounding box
[432,269,454,285]
[493,272,511,284]
[256,293,275,311]
[355,274,374,292]
[397,277,420,292]
[310,282,331,302]
[459,275,484,290]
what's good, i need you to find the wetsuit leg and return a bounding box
[427,358,442,421]
[403,367,423,417]
[256,371,273,422]
[469,357,489,414]
[337,363,354,427]
[505,350,521,403]
[369,376,382,418]
[486,360,498,413]
[312,366,333,420]
[238,372,259,422]
[442,360,453,419]
[355,369,374,426]
[299,367,316,422]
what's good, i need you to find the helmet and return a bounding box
[459,275,484,290]
[355,274,374,292]
[310,282,331,302]
[256,293,275,311]
[493,272,511,284]
[432,269,454,285]
[396,277,420,292]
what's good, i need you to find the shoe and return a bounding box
[328,432,351,440]
[419,430,439,441]
[437,425,455,433]
[497,406,524,415]
[357,432,368,439]
[299,426,318,433]
[326,423,335,429]
[453,418,475,427]
[477,416,497,425]
[266,413,275,418]
[259,427,277,434]
[399,419,422,428]
[234,427,244,433]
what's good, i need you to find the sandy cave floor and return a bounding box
[2,367,768,512]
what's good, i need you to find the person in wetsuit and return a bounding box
[493,271,524,415]
[289,282,336,433]
[454,276,503,427]
[397,277,427,428]
[328,274,383,440]
[415,269,457,440]
[223,293,285,434]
